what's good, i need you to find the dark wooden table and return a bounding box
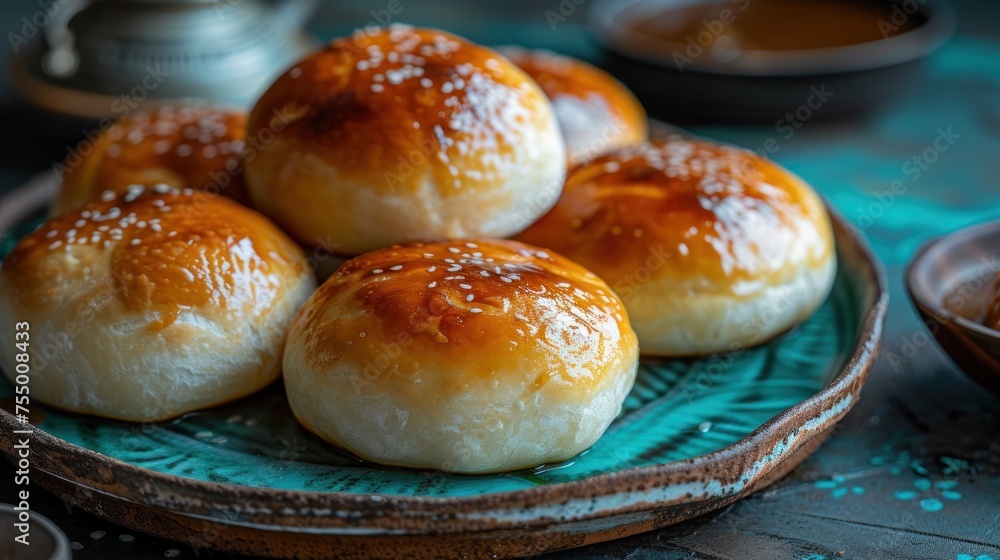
[2,0,999,558]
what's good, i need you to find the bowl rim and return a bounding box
[588,0,955,77]
[905,219,1000,339]
[0,503,72,560]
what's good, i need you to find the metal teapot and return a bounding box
[11,0,317,119]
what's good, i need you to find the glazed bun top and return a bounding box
[501,47,647,163]
[292,239,635,395]
[5,184,309,325]
[55,105,248,213]
[248,24,558,201]
[516,139,834,295]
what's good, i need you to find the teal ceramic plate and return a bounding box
[0,170,887,559]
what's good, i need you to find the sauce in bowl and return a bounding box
[622,0,926,54]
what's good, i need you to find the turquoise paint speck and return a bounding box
[851,486,865,495]
[814,480,838,489]
[801,555,826,560]
[890,467,902,475]
[935,480,959,490]
[833,475,844,483]
[914,478,932,491]
[894,490,918,500]
[831,487,848,499]
[920,498,944,512]
[958,555,974,560]
[942,490,962,500]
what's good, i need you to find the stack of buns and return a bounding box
[0,24,835,473]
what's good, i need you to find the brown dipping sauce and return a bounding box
[625,0,926,51]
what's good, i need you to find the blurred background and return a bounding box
[1,1,999,558]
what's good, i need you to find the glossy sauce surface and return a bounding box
[294,240,636,393]
[250,25,550,195]
[625,0,925,51]
[57,106,248,211]
[516,140,832,294]
[5,186,306,328]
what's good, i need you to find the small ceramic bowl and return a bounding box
[588,0,954,122]
[907,221,1000,395]
[0,503,71,560]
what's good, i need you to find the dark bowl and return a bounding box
[588,0,954,123]
[907,221,1000,395]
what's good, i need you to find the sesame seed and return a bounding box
[428,281,437,288]
[459,283,472,289]
[480,271,490,277]
[556,282,571,288]
[372,269,383,274]
[448,265,461,272]
[470,308,483,314]
[427,266,436,272]
[448,247,460,253]
[466,294,474,302]
[536,251,550,259]
[389,265,403,271]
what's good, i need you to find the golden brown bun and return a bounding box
[55,105,249,214]
[0,185,317,421]
[501,47,647,164]
[245,25,566,255]
[283,239,638,473]
[516,139,836,356]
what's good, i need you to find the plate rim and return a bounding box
[0,173,888,535]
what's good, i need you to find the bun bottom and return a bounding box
[626,259,837,357]
[284,355,639,473]
[0,278,315,422]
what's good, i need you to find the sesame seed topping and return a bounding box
[470,308,483,314]
[389,265,403,271]
[372,269,383,274]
